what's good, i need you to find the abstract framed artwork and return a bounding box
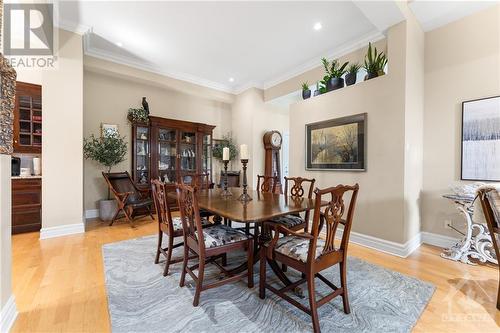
[306,113,366,171]
[461,95,500,181]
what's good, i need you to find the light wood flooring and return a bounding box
[10,216,500,332]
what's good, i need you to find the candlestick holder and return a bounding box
[238,159,253,203]
[220,160,232,197]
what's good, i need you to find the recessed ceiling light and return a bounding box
[115,42,123,47]
[228,77,235,82]
[313,22,322,31]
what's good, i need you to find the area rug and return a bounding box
[102,236,435,333]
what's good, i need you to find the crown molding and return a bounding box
[262,30,385,90]
[56,19,92,35]
[83,33,235,94]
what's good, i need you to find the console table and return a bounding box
[442,194,497,265]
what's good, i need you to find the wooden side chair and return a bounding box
[182,172,215,220]
[102,171,154,226]
[151,180,212,276]
[177,182,254,306]
[478,188,500,310]
[260,184,359,333]
[257,175,277,193]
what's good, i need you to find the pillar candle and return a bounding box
[222,147,230,161]
[240,144,249,159]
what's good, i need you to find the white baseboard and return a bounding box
[0,295,18,333]
[85,209,99,219]
[336,229,422,258]
[40,222,85,240]
[421,231,459,249]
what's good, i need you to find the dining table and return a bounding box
[170,186,327,290]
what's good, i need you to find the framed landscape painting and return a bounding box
[461,95,500,181]
[306,113,366,171]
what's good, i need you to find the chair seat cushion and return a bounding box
[201,224,250,248]
[199,208,214,217]
[274,236,325,263]
[171,217,211,232]
[126,197,153,209]
[269,214,305,229]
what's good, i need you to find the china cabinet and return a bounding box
[14,82,42,153]
[132,116,215,208]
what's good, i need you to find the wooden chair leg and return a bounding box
[282,231,288,272]
[193,256,205,307]
[154,231,163,264]
[259,247,266,299]
[147,206,154,220]
[496,274,500,310]
[163,234,174,276]
[109,206,122,226]
[123,207,135,227]
[307,273,320,333]
[179,244,189,288]
[247,239,254,288]
[340,261,350,314]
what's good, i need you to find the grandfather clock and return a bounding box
[263,130,283,193]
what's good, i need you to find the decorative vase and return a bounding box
[326,79,333,92]
[302,89,311,100]
[365,72,378,81]
[330,77,345,90]
[313,89,320,96]
[99,199,117,221]
[345,73,357,86]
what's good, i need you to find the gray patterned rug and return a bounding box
[102,236,435,333]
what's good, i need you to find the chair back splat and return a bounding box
[311,184,359,257]
[257,174,278,193]
[176,183,205,250]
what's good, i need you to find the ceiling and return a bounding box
[56,1,496,94]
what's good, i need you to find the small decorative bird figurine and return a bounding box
[142,97,149,115]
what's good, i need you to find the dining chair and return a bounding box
[151,179,212,276]
[260,183,359,333]
[257,174,277,193]
[478,188,500,310]
[182,172,216,220]
[102,171,154,227]
[177,182,254,306]
[265,176,315,271]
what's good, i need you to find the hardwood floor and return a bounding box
[10,216,500,332]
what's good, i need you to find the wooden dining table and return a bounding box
[171,187,326,289]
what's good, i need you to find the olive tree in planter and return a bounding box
[83,131,127,221]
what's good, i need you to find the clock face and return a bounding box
[271,132,282,147]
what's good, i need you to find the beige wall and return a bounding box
[16,29,84,233]
[288,22,408,243]
[422,5,500,236]
[231,88,289,187]
[83,64,232,211]
[0,155,12,310]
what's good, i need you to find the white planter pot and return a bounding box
[99,199,117,221]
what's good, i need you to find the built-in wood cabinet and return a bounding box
[132,116,215,208]
[12,178,42,234]
[14,82,42,154]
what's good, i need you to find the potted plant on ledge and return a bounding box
[84,131,128,221]
[301,82,311,100]
[321,57,349,91]
[345,63,361,86]
[363,42,388,81]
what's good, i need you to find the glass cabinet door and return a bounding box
[135,126,150,185]
[158,128,177,184]
[202,133,212,180]
[179,130,197,182]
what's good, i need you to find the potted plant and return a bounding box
[363,42,388,80]
[213,133,238,162]
[345,63,361,86]
[127,107,149,124]
[329,59,349,90]
[84,131,128,221]
[313,81,321,96]
[301,82,311,100]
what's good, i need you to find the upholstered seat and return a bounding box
[274,235,325,263]
[201,224,250,248]
[171,216,211,232]
[269,214,305,229]
[126,197,153,209]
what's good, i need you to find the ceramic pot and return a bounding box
[365,72,378,81]
[302,89,311,100]
[99,199,117,221]
[345,73,357,86]
[330,77,345,90]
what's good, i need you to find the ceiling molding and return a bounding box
[261,30,385,90]
[83,33,235,94]
[56,19,92,35]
